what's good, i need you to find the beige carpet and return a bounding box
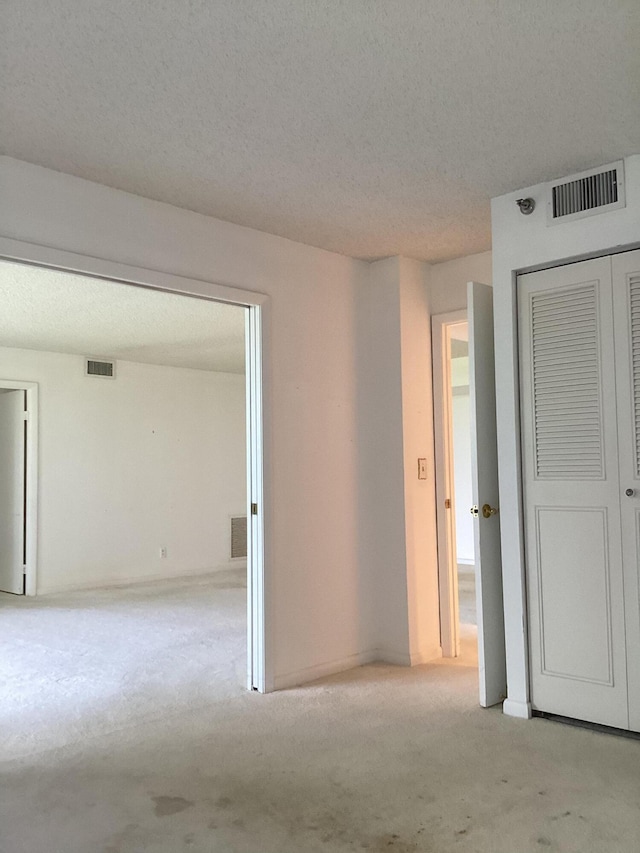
[457,564,476,626]
[1,574,639,853]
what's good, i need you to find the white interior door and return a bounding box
[612,248,640,732]
[519,258,630,729]
[468,281,507,707]
[0,389,26,595]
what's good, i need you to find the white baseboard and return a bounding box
[274,643,444,689]
[37,563,246,595]
[273,649,379,690]
[503,698,532,719]
[409,645,443,666]
[377,645,442,667]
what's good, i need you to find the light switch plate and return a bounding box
[418,458,427,479]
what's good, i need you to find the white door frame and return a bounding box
[0,380,38,596]
[0,236,271,693]
[432,309,468,657]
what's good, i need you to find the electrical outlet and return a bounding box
[159,546,167,558]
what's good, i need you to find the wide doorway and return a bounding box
[0,258,266,754]
[436,318,479,660]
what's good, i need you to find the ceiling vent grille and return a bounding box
[85,358,116,378]
[230,515,247,559]
[547,161,625,224]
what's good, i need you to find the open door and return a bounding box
[468,282,507,707]
[0,389,26,595]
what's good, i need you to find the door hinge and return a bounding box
[444,498,451,509]
[251,503,258,516]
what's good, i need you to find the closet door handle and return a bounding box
[625,488,635,497]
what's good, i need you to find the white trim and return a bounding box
[37,564,244,596]
[273,650,379,690]
[273,643,444,689]
[246,303,270,692]
[0,379,38,596]
[0,237,266,308]
[0,236,270,693]
[378,645,443,667]
[432,309,467,657]
[502,698,532,719]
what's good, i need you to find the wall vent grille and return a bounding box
[230,515,247,559]
[85,358,115,378]
[547,161,625,224]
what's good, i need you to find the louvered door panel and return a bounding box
[612,249,640,733]
[628,275,640,477]
[531,283,603,479]
[519,257,629,730]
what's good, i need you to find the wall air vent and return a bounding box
[85,358,116,378]
[547,161,625,225]
[230,515,247,559]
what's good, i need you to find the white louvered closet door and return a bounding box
[519,257,630,730]
[612,248,640,732]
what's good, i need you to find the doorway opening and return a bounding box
[0,253,268,750]
[449,323,478,651]
[433,312,477,663]
[433,286,507,708]
[0,381,38,597]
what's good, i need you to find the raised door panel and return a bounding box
[534,507,613,685]
[519,257,629,729]
[612,248,640,732]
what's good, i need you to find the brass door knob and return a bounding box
[482,504,498,518]
[470,505,479,516]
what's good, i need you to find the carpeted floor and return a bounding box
[0,569,248,761]
[457,564,476,626]
[1,573,639,853]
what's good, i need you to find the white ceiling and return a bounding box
[1,2,639,263]
[0,261,246,373]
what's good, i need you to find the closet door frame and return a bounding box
[612,248,640,732]
[518,255,630,730]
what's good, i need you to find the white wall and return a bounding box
[0,156,518,690]
[0,345,246,593]
[491,153,640,719]
[398,258,441,665]
[307,247,492,669]
[0,157,372,689]
[428,251,493,315]
[357,256,442,666]
[356,257,409,662]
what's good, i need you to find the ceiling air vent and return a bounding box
[85,358,116,378]
[547,161,625,225]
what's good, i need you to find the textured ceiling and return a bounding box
[0,261,246,373]
[1,2,639,263]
